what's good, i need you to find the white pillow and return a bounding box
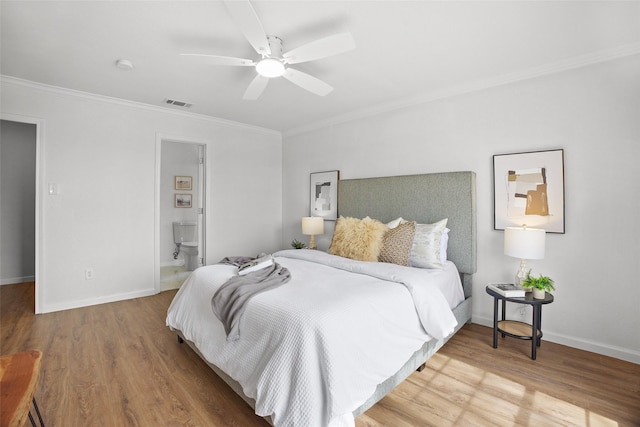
[440,228,450,264]
[409,219,448,269]
[385,217,405,229]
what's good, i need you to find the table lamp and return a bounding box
[302,217,324,249]
[504,225,546,285]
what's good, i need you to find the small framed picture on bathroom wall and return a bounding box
[175,175,192,190]
[175,194,192,208]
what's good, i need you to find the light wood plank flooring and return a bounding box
[2,282,638,426]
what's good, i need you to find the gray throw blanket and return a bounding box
[212,257,291,341]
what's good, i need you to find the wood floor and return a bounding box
[2,282,639,427]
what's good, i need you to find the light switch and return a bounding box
[48,183,59,195]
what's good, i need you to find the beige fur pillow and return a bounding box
[329,216,388,261]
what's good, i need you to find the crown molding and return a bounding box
[283,42,640,138]
[0,75,281,137]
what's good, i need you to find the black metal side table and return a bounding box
[486,286,554,360]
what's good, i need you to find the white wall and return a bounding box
[1,77,282,313]
[1,119,36,284]
[282,56,640,363]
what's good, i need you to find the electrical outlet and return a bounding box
[85,268,94,280]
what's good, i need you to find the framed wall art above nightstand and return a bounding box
[310,170,339,220]
[493,149,565,233]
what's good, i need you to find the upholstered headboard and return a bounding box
[338,171,477,297]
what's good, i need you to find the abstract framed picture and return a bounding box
[310,170,339,220]
[493,149,565,233]
[175,193,192,208]
[175,176,192,191]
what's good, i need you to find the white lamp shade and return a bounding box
[302,217,324,235]
[504,226,545,259]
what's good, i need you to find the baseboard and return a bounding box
[160,281,183,292]
[472,315,640,365]
[40,288,158,314]
[1,275,35,285]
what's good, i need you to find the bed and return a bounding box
[166,171,477,427]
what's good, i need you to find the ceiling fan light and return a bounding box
[256,58,285,78]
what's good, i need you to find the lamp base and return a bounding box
[515,259,529,286]
[308,235,317,250]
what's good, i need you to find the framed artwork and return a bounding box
[493,149,565,233]
[310,170,339,220]
[175,176,192,191]
[175,193,192,208]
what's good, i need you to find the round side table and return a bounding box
[486,286,554,360]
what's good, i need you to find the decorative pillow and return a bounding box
[409,218,449,269]
[329,216,388,261]
[379,221,416,266]
[386,218,450,265]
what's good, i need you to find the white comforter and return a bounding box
[166,249,464,427]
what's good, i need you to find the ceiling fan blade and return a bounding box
[180,54,255,67]
[282,68,333,96]
[283,32,355,65]
[243,74,270,100]
[223,0,271,56]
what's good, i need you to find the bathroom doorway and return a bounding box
[158,138,206,291]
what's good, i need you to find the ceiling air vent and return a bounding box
[163,98,193,108]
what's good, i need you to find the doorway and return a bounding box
[0,115,42,312]
[157,137,206,291]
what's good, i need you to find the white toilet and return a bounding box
[173,222,199,271]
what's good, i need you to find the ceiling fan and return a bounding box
[181,0,356,100]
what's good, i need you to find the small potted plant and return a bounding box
[521,272,555,299]
[291,239,306,249]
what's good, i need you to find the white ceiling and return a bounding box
[2,1,639,133]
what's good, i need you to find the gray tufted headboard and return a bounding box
[338,171,477,298]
